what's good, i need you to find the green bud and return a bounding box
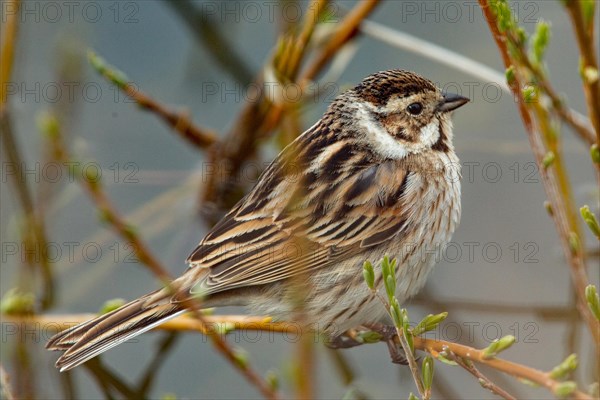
[201,307,215,316]
[505,66,516,86]
[88,50,130,89]
[422,356,434,391]
[83,163,102,186]
[390,301,402,327]
[554,381,577,398]
[581,0,596,27]
[585,285,600,321]
[482,335,516,359]
[232,346,249,369]
[381,255,391,279]
[580,205,600,239]
[408,393,419,400]
[549,353,578,379]
[99,298,125,314]
[0,288,36,315]
[400,307,410,332]
[515,27,527,47]
[531,20,551,63]
[405,328,414,353]
[544,201,553,216]
[36,111,60,139]
[122,224,137,240]
[362,261,375,290]
[582,67,599,84]
[97,209,113,224]
[493,1,513,33]
[436,350,458,366]
[381,255,396,281]
[522,85,537,103]
[518,378,540,387]
[413,312,448,336]
[385,275,396,300]
[265,370,279,391]
[542,151,555,169]
[356,330,383,344]
[591,144,600,164]
[568,232,580,255]
[213,322,235,335]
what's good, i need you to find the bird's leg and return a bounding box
[363,322,409,365]
[325,329,364,349]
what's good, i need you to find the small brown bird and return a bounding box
[47,69,468,371]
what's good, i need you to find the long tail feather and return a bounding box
[46,289,184,372]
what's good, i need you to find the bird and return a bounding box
[47,69,469,371]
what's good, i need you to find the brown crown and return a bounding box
[353,70,437,106]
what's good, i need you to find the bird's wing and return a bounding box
[186,125,415,295]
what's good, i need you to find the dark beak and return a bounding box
[438,92,470,112]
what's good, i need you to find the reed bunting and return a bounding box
[47,69,469,371]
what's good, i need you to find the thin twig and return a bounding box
[564,1,600,144]
[27,313,594,400]
[415,337,592,400]
[122,83,218,149]
[395,325,426,398]
[0,364,15,400]
[0,0,20,112]
[447,352,517,400]
[89,52,218,150]
[372,291,426,399]
[300,0,380,83]
[477,0,600,351]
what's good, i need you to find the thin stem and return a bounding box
[449,353,517,400]
[31,313,594,400]
[478,0,600,352]
[564,1,600,144]
[0,0,20,112]
[395,325,427,399]
[0,364,16,400]
[300,0,380,83]
[415,337,592,400]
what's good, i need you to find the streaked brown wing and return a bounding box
[186,125,411,295]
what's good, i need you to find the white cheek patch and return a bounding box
[419,119,440,147]
[357,104,408,159]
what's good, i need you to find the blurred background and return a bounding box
[1,1,598,399]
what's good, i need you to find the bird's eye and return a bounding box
[407,102,423,115]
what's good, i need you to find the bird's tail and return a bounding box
[46,289,185,371]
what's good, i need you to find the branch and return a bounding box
[0,0,20,112]
[0,364,15,400]
[564,1,600,144]
[446,352,516,400]
[477,0,600,351]
[22,313,593,400]
[88,51,218,150]
[416,337,591,400]
[300,0,380,83]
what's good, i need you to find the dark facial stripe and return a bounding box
[431,120,449,152]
